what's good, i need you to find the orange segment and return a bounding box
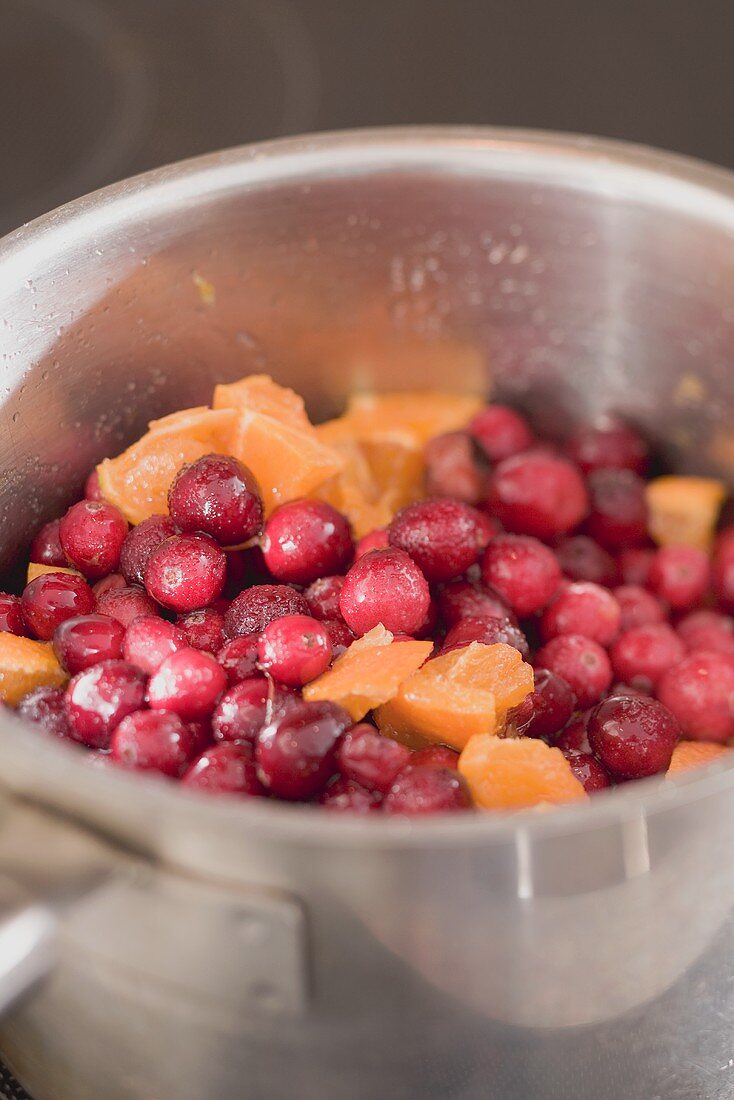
[0,634,67,706]
[303,624,432,721]
[646,476,726,551]
[459,734,587,810]
[213,375,310,429]
[376,642,534,750]
[667,740,730,775]
[343,391,484,447]
[27,563,79,584]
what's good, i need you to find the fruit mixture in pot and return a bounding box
[2,374,732,814]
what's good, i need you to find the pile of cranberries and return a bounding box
[6,403,733,816]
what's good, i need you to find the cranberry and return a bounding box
[53,614,125,675]
[647,545,710,611]
[585,469,648,550]
[257,614,332,686]
[144,533,226,614]
[540,582,621,646]
[96,584,158,628]
[562,749,612,792]
[388,498,489,583]
[21,572,95,640]
[182,743,264,796]
[224,584,309,638]
[554,536,618,587]
[411,745,460,769]
[553,712,592,753]
[383,765,472,815]
[438,579,513,627]
[339,548,430,636]
[322,618,353,656]
[110,709,198,777]
[618,547,655,586]
[147,648,226,721]
[468,404,534,462]
[613,585,667,631]
[66,659,147,749]
[676,609,734,657]
[609,623,685,690]
[123,616,187,675]
[304,575,345,621]
[337,724,412,793]
[657,651,734,742]
[441,615,529,658]
[521,668,577,739]
[256,699,351,800]
[587,694,680,778]
[187,718,214,756]
[168,453,263,547]
[485,451,588,540]
[84,469,103,501]
[481,534,561,616]
[59,500,128,579]
[565,415,648,476]
[216,634,261,685]
[17,685,70,740]
[93,573,127,600]
[119,515,178,586]
[261,500,353,585]
[0,593,27,636]
[176,607,225,653]
[211,677,274,744]
[535,634,612,708]
[424,431,485,504]
[29,518,66,567]
[319,777,382,812]
[713,539,734,612]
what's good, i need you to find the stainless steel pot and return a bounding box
[1,127,734,1100]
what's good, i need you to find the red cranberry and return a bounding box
[187,718,215,756]
[565,415,648,476]
[676,609,734,657]
[224,584,309,638]
[554,536,618,587]
[587,694,680,778]
[144,533,226,614]
[84,469,103,501]
[337,724,412,793]
[319,777,382,812]
[211,677,276,744]
[613,585,667,631]
[521,668,577,739]
[321,618,353,657]
[388,498,490,584]
[657,651,734,742]
[0,593,27,636]
[384,765,472,815]
[216,634,261,685]
[257,615,332,686]
[535,634,612,708]
[441,616,529,658]
[66,659,147,749]
[21,572,95,640]
[354,528,390,558]
[339,548,430,636]
[468,404,534,462]
[59,500,128,580]
[553,712,592,753]
[438,579,513,627]
[410,745,460,769]
[609,623,685,689]
[481,534,561,616]
[53,614,125,675]
[93,573,127,600]
[486,451,588,540]
[123,616,187,675]
[609,681,651,698]
[304,576,345,621]
[119,515,178,586]
[618,547,655,586]
[176,607,225,653]
[29,518,66,567]
[168,453,263,547]
[96,584,158,628]
[147,648,226,721]
[424,431,485,504]
[262,500,353,585]
[713,539,734,613]
[540,582,621,646]
[256,699,352,800]
[110,709,198,777]
[17,685,71,740]
[182,743,264,796]
[585,469,648,550]
[647,545,710,611]
[562,749,612,792]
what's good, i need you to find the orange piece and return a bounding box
[646,476,726,551]
[27,563,79,584]
[375,642,534,750]
[459,734,587,811]
[303,624,432,721]
[0,634,67,707]
[343,391,484,447]
[213,375,310,429]
[667,740,730,775]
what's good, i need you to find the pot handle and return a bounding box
[0,879,56,1014]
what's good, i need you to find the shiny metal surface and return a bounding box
[2,128,734,1097]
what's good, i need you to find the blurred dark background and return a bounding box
[1,0,734,235]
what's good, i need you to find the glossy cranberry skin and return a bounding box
[256,699,351,800]
[119,515,178,586]
[304,575,345,621]
[147,648,226,721]
[66,659,147,749]
[613,585,667,631]
[486,451,588,540]
[182,743,264,796]
[424,431,485,504]
[17,685,70,740]
[84,469,103,501]
[93,573,127,600]
[337,724,412,793]
[59,500,128,580]
[176,607,225,653]
[321,618,353,657]
[521,668,577,739]
[354,529,389,559]
[96,584,158,628]
[554,535,618,587]
[540,582,621,647]
[110,709,198,777]
[565,415,648,476]
[411,745,460,769]
[441,616,529,658]
[216,634,261,685]
[29,518,66,567]
[468,404,534,462]
[0,593,27,636]
[553,713,592,753]
[261,500,353,585]
[384,765,472,815]
[657,651,734,742]
[587,694,680,779]
[224,584,309,638]
[535,634,612,708]
[438,579,513,627]
[168,453,263,546]
[319,777,382,812]
[339,548,430,636]
[647,545,710,611]
[144,533,226,614]
[609,623,685,690]
[388,498,490,584]
[53,614,125,674]
[585,469,648,550]
[257,614,333,686]
[211,677,273,744]
[618,547,655,586]
[123,616,187,675]
[676,609,734,657]
[562,749,612,792]
[21,572,96,640]
[481,534,561,616]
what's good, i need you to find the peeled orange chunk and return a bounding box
[376,642,533,750]
[343,391,483,447]
[213,375,310,430]
[459,734,587,810]
[667,740,730,775]
[0,634,67,707]
[27,563,79,584]
[303,624,432,721]
[646,476,726,551]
